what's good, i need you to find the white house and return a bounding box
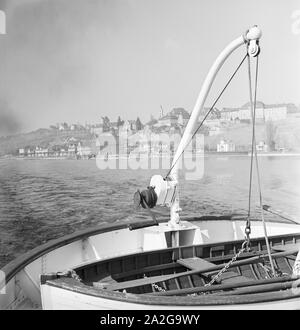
[256,141,268,152]
[18,148,25,156]
[67,144,77,156]
[60,148,67,157]
[156,113,178,127]
[27,149,35,157]
[77,142,92,158]
[35,147,49,157]
[217,139,236,152]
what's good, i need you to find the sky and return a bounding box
[0,0,299,135]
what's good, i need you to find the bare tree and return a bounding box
[266,121,277,151]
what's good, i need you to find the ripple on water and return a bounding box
[0,157,300,267]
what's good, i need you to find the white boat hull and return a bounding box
[1,218,300,310]
[40,283,300,310]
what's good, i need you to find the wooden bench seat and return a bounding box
[272,243,300,254]
[93,275,118,289]
[177,257,252,284]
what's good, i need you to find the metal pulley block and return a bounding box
[248,39,260,57]
[245,25,261,57]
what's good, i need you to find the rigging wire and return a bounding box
[247,53,276,277]
[164,53,248,179]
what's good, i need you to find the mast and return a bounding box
[168,26,262,227]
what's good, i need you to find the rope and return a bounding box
[246,53,276,277]
[164,53,248,179]
[245,55,258,247]
[262,205,300,225]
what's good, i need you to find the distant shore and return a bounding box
[2,151,300,161]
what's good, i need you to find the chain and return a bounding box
[245,219,251,250]
[143,240,249,294]
[204,241,247,287]
[143,274,166,292]
[151,283,166,292]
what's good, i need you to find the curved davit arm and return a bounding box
[170,26,262,178]
[168,26,262,226]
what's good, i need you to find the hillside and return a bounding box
[0,128,95,156]
[1,113,300,156]
[204,114,300,152]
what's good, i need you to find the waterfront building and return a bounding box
[35,147,49,157]
[128,126,182,156]
[59,148,67,157]
[217,139,236,152]
[156,113,178,127]
[77,142,92,158]
[256,141,268,152]
[18,148,25,156]
[155,108,190,127]
[220,101,288,122]
[27,149,35,157]
[67,144,77,156]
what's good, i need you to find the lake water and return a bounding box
[1,156,300,268]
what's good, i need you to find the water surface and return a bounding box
[1,156,300,267]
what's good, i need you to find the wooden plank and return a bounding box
[217,271,252,284]
[272,243,300,252]
[100,275,117,284]
[177,257,213,271]
[112,262,181,280]
[93,275,117,289]
[187,275,194,288]
[174,278,181,290]
[177,257,252,284]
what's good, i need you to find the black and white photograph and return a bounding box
[0,0,300,314]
